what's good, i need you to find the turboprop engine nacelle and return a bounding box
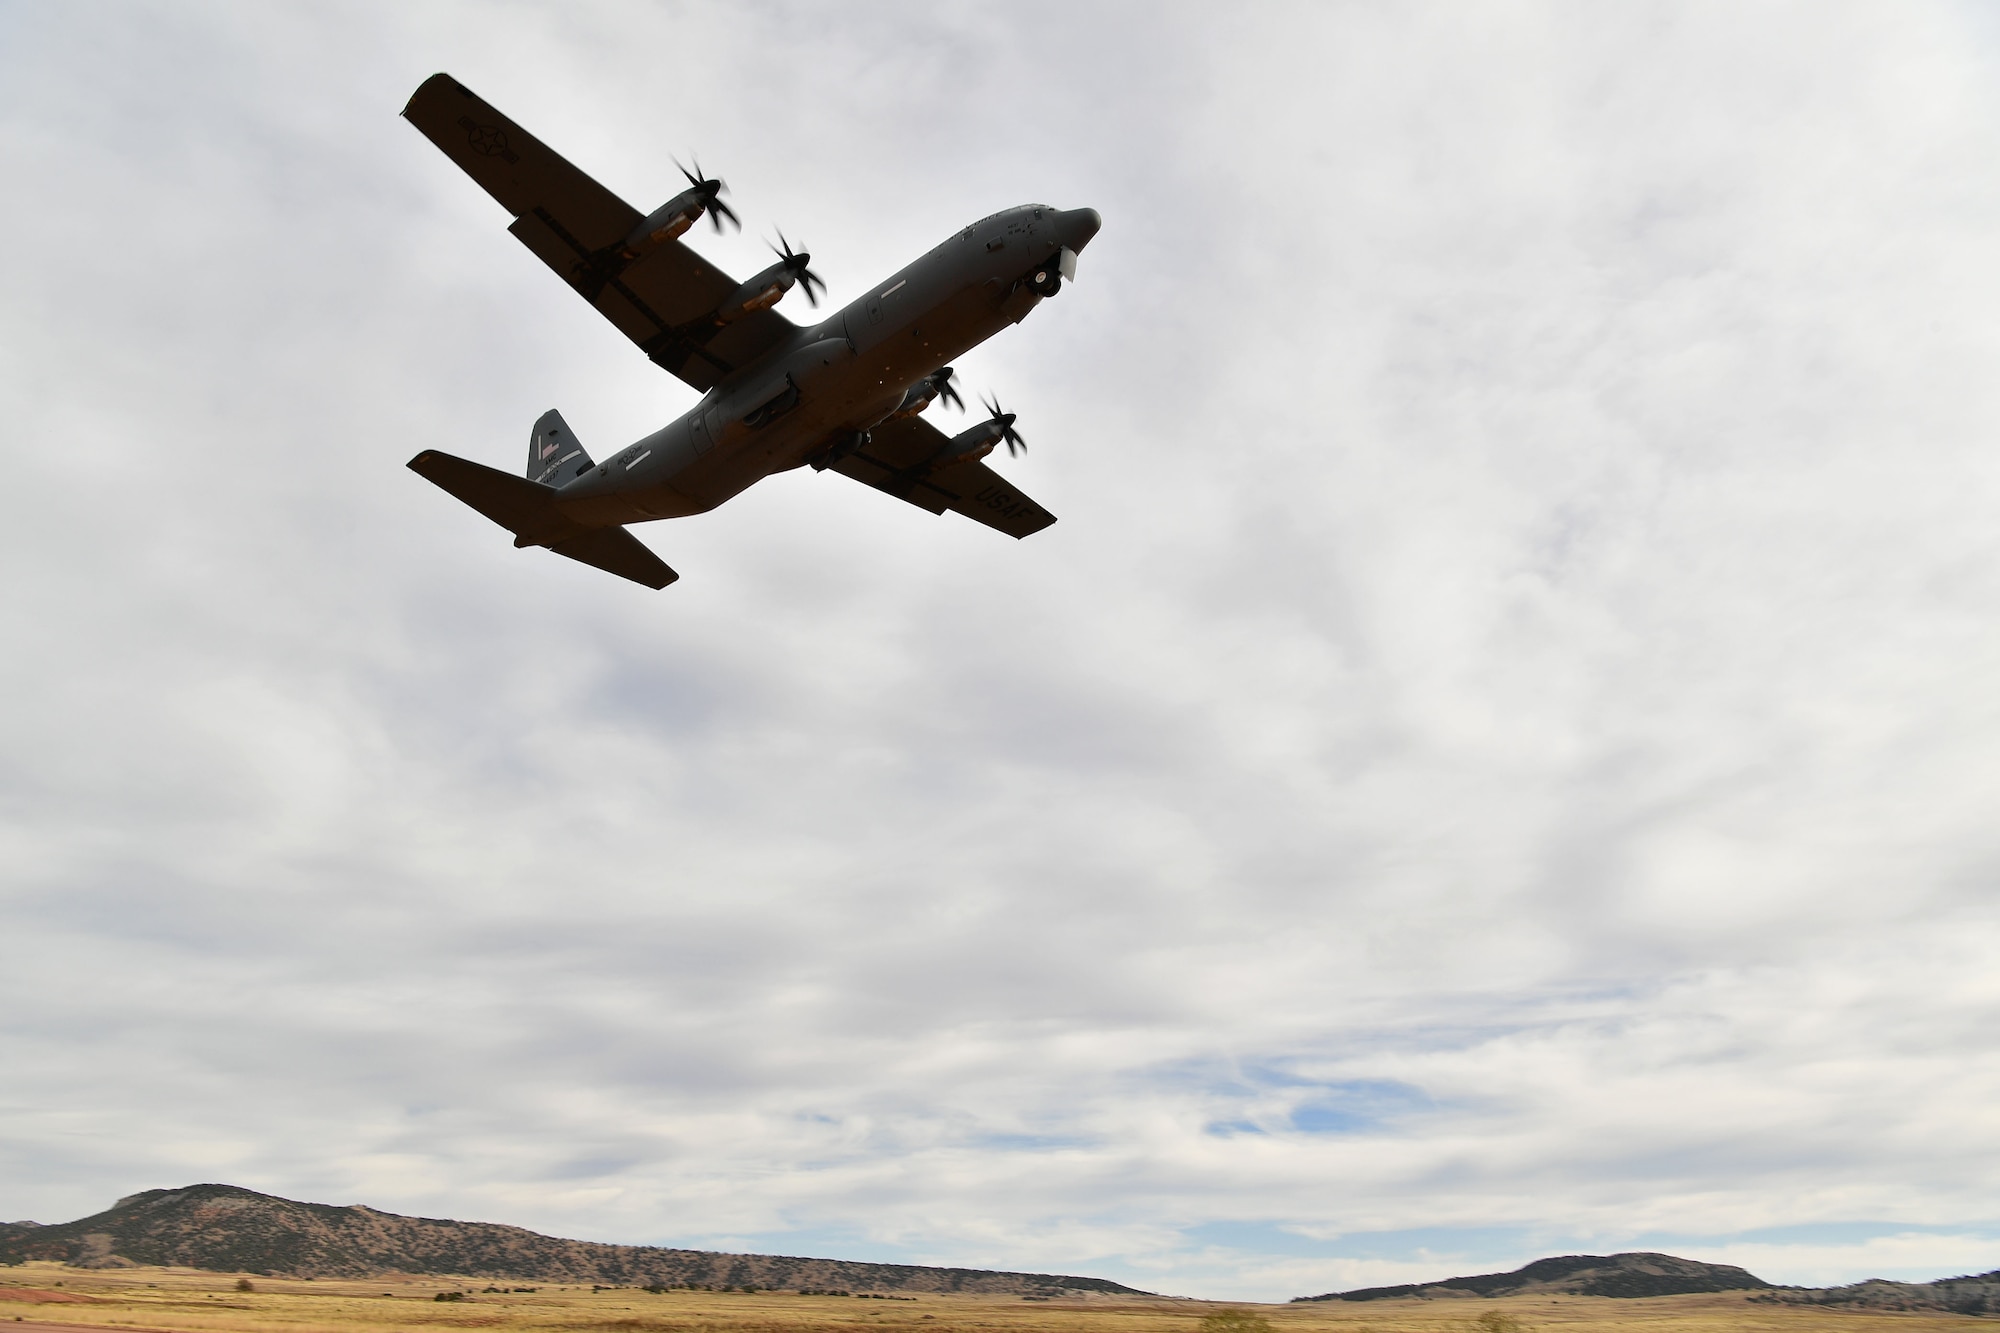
[620,165,738,257]
[938,420,1006,467]
[888,367,963,420]
[716,260,797,322]
[717,236,826,323]
[622,190,706,254]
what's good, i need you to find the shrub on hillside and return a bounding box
[1198,1308,1274,1333]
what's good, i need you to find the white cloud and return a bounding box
[1684,1232,2000,1289]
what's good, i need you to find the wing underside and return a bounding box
[830,416,1056,539]
[402,73,795,391]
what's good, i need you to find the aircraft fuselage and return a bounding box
[552,203,1102,528]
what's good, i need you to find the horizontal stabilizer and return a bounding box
[548,527,678,589]
[408,449,677,589]
[409,449,570,541]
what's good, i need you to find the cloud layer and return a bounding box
[2,0,1998,1300]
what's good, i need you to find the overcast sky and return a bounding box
[3,0,1999,1302]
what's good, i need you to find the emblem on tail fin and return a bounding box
[528,409,594,486]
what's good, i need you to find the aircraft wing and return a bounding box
[830,415,1057,539]
[402,73,795,391]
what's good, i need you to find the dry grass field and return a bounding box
[0,1263,1984,1333]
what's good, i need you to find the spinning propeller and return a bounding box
[929,367,965,412]
[675,157,740,232]
[981,395,1026,456]
[770,231,827,306]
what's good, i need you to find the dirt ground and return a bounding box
[0,1263,1984,1333]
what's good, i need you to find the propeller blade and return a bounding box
[936,368,964,411]
[674,157,737,231]
[768,231,824,304]
[979,394,1025,456]
[976,394,1024,456]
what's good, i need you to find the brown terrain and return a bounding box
[1301,1251,2000,1318]
[1295,1254,1773,1303]
[0,1186,1136,1295]
[0,1260,1995,1333]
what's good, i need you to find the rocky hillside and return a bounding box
[0,1185,1141,1296]
[1294,1251,1773,1301]
[1751,1270,2000,1316]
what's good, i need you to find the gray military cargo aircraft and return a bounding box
[401,74,1101,589]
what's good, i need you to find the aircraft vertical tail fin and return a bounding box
[528,409,594,486]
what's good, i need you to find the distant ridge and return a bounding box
[1751,1270,2000,1317]
[1294,1252,1773,1302]
[0,1185,1144,1297]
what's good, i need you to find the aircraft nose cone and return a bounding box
[1058,207,1102,251]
